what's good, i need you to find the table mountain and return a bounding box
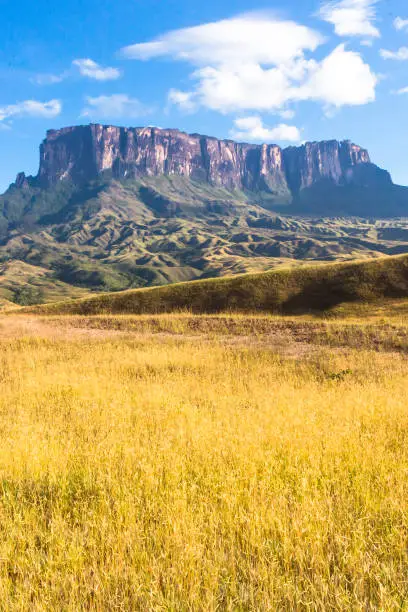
[36,124,384,198]
[0,124,408,305]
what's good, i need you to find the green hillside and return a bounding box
[2,175,408,305]
[26,253,408,316]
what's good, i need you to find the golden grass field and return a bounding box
[0,306,408,609]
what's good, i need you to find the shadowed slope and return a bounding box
[26,254,408,315]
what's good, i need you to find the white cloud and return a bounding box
[121,14,377,116]
[31,73,65,85]
[0,99,62,122]
[380,47,408,60]
[279,109,296,120]
[81,94,149,118]
[394,17,408,31]
[32,59,121,85]
[300,44,377,107]
[181,63,294,113]
[120,13,324,66]
[230,116,301,142]
[319,0,380,38]
[73,59,121,81]
[167,89,197,112]
[396,86,408,95]
[169,45,376,113]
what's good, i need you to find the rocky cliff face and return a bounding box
[38,125,288,194]
[34,124,388,199]
[283,140,373,194]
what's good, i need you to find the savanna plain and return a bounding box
[0,305,408,610]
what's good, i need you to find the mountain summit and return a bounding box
[34,124,388,206]
[1,124,408,305]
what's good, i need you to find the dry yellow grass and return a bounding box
[0,314,407,609]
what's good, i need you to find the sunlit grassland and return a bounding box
[0,317,407,608]
[24,253,408,317]
[41,302,408,352]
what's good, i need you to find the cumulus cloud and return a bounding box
[168,45,377,113]
[176,63,293,113]
[121,14,377,116]
[73,59,121,81]
[380,47,408,60]
[394,17,408,31]
[0,99,62,122]
[301,44,377,106]
[396,86,408,95]
[81,94,149,118]
[230,116,301,143]
[319,0,380,38]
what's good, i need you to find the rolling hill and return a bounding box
[25,253,408,316]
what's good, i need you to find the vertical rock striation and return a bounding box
[35,124,387,199]
[282,140,372,195]
[38,125,290,195]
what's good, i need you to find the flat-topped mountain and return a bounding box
[1,124,408,305]
[35,124,382,200]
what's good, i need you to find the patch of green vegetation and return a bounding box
[14,286,45,306]
[0,260,88,305]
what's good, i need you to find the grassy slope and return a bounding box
[0,260,89,305]
[3,175,408,305]
[26,253,408,315]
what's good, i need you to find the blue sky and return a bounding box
[1,0,408,191]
